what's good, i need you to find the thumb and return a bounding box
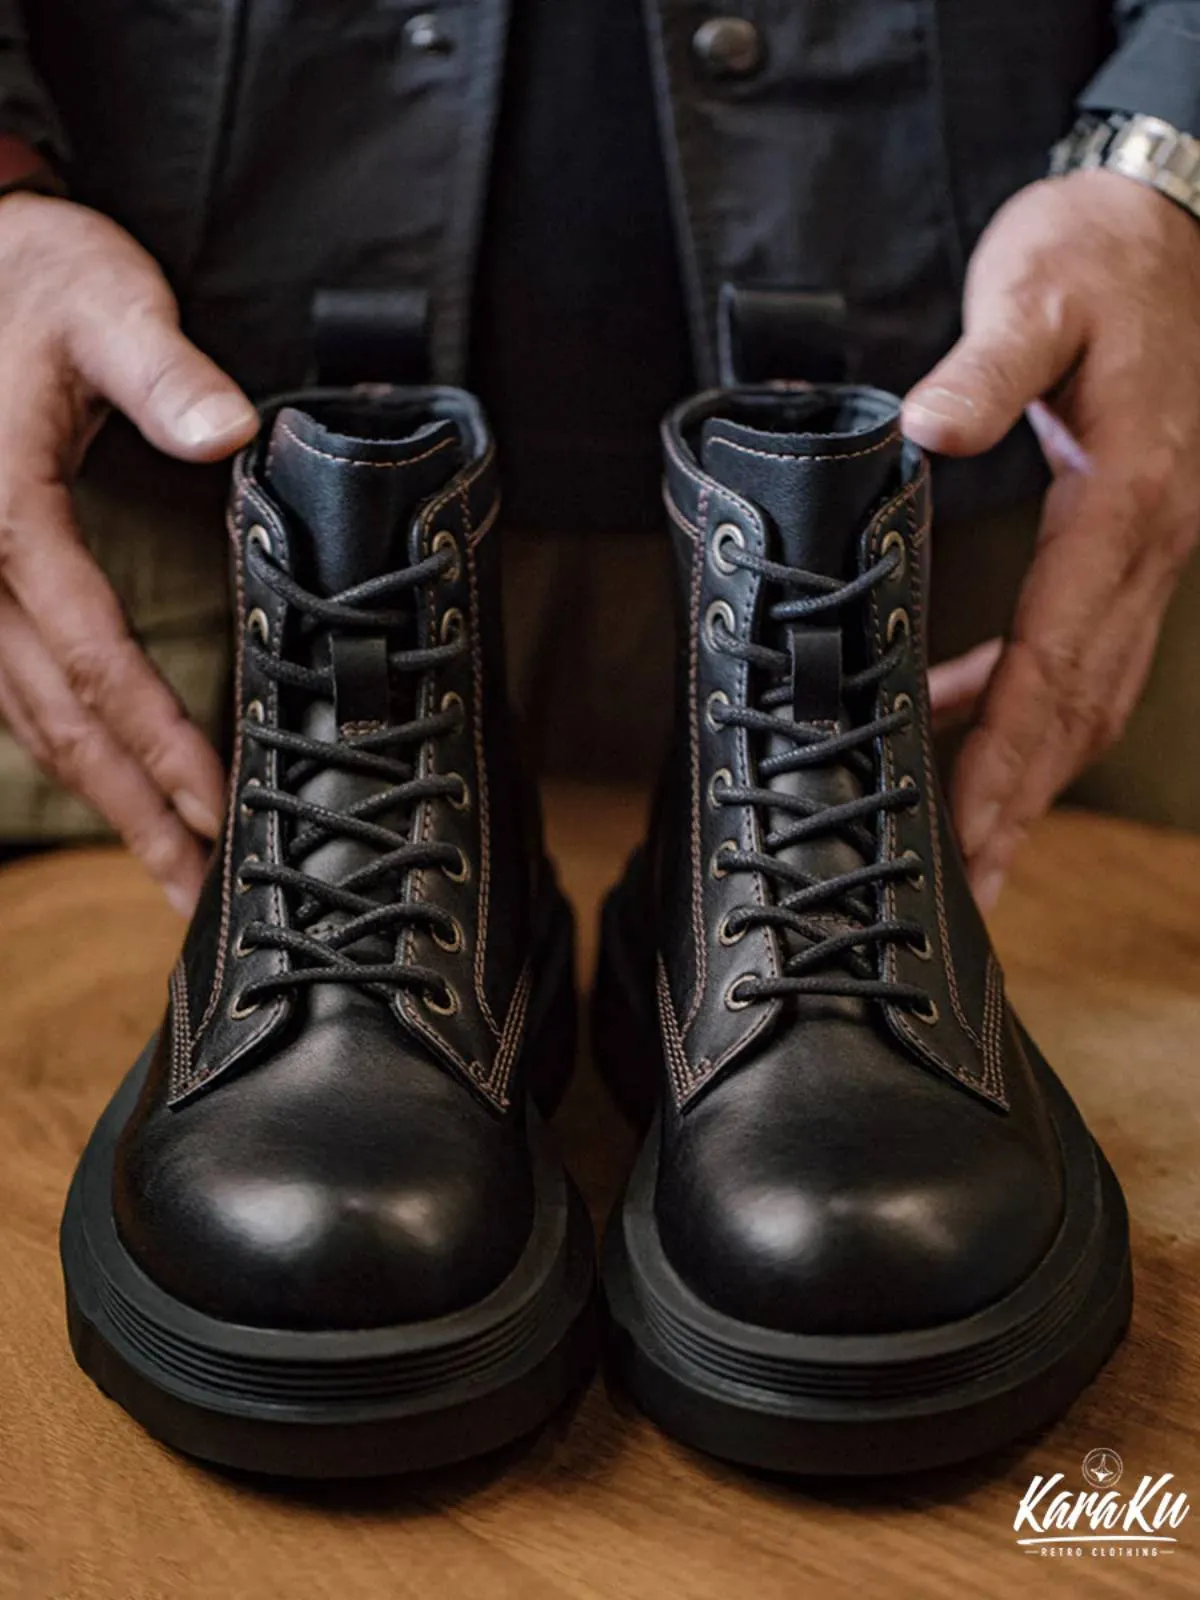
[903,282,1084,459]
[70,297,258,462]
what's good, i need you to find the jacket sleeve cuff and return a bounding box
[1079,4,1200,132]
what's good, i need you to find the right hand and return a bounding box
[0,193,259,914]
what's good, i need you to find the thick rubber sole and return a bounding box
[593,887,1134,1477]
[60,896,596,1478]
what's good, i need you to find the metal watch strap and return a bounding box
[1051,111,1200,223]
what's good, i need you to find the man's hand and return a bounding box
[0,194,258,913]
[903,169,1200,909]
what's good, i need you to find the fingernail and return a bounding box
[905,385,977,423]
[175,393,258,448]
[163,880,194,918]
[173,789,221,840]
[962,800,1002,858]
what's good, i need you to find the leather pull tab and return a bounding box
[790,625,843,724]
[311,288,432,385]
[332,635,391,739]
[718,283,855,385]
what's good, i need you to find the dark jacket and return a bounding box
[4,2,1200,515]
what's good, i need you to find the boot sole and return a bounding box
[594,888,1133,1476]
[60,902,597,1479]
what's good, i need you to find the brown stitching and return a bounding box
[664,490,700,541]
[682,491,709,1037]
[190,507,249,1050]
[464,500,500,1040]
[181,496,289,1093]
[487,959,534,1105]
[656,955,691,1103]
[867,482,999,1099]
[273,421,457,472]
[704,429,901,466]
[467,493,501,548]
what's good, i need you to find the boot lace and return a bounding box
[707,542,934,1017]
[232,538,467,1014]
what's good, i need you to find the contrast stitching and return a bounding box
[176,495,289,1094]
[868,485,988,1095]
[664,489,701,542]
[704,430,901,466]
[465,499,501,1040]
[488,958,533,1106]
[272,422,457,472]
[656,955,691,1103]
[682,489,710,1039]
[467,493,501,548]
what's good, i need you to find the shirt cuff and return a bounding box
[1079,3,1200,133]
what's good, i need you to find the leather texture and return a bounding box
[611,383,1068,1337]
[113,386,564,1330]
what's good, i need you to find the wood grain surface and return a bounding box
[1,785,1197,1600]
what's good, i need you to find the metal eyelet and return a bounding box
[432,918,464,953]
[880,527,906,577]
[234,930,254,959]
[908,931,934,961]
[238,775,262,821]
[705,689,730,732]
[886,607,910,646]
[913,996,940,1026]
[901,848,926,891]
[440,690,465,728]
[247,607,270,645]
[228,991,260,1020]
[440,607,465,645]
[247,524,273,560]
[898,773,918,793]
[235,853,259,894]
[892,692,914,719]
[724,975,756,1011]
[447,772,471,811]
[443,847,471,884]
[718,913,747,946]
[708,767,732,808]
[424,982,460,1016]
[432,529,461,583]
[704,599,736,651]
[710,840,737,879]
[245,698,265,724]
[710,521,746,576]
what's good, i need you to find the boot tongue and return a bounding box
[699,409,901,577]
[265,405,463,593]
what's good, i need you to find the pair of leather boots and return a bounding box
[60,382,1131,1478]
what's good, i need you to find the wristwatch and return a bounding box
[1050,111,1200,222]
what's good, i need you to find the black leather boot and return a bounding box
[61,387,595,1476]
[595,384,1132,1475]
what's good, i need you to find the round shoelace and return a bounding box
[232,540,468,1015]
[708,543,935,1017]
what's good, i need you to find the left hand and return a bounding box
[902,168,1200,910]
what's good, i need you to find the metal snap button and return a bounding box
[693,17,764,78]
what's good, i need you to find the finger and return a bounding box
[67,283,257,462]
[965,557,1174,896]
[951,444,1188,874]
[0,587,206,912]
[928,637,1004,732]
[903,255,1086,458]
[0,461,225,838]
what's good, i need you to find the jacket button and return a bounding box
[405,12,454,54]
[692,17,764,78]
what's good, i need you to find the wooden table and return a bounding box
[1,787,1197,1600]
